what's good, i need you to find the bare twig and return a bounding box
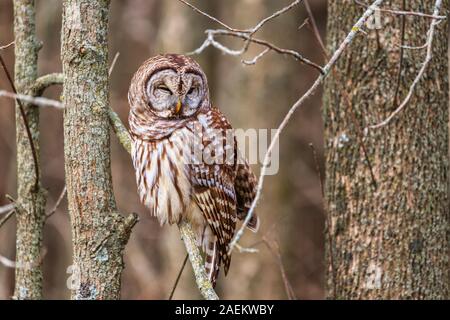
[235,244,259,254]
[0,248,47,270]
[0,41,15,50]
[263,238,297,300]
[0,204,15,215]
[354,0,446,20]
[229,0,385,254]
[0,53,40,191]
[46,186,67,219]
[109,52,120,77]
[32,73,64,96]
[246,0,303,35]
[181,0,324,73]
[367,0,443,130]
[168,254,189,300]
[0,90,64,109]
[0,210,15,229]
[304,0,327,56]
[0,254,16,268]
[392,0,406,107]
[191,29,324,73]
[242,48,270,66]
[177,0,238,32]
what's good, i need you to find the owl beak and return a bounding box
[175,99,183,114]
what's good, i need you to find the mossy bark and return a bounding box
[13,0,46,300]
[323,0,449,299]
[62,0,136,300]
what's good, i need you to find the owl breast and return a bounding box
[132,128,193,225]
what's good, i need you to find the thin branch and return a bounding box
[177,0,239,32]
[229,0,385,254]
[0,53,40,191]
[0,41,15,50]
[246,0,303,35]
[181,0,323,73]
[0,203,15,215]
[0,254,16,268]
[168,254,189,300]
[193,29,324,73]
[262,238,297,300]
[242,48,270,66]
[304,0,327,56]
[354,0,446,20]
[235,244,259,254]
[46,186,67,219]
[32,73,64,96]
[0,210,15,229]
[109,52,120,77]
[0,248,47,270]
[0,90,64,109]
[367,0,442,130]
[392,0,406,107]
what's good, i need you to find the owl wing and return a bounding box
[235,159,260,232]
[189,108,238,282]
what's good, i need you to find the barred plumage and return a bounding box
[129,54,259,286]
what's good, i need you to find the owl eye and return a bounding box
[187,87,197,95]
[156,85,172,94]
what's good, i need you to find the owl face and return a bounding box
[129,54,210,121]
[146,68,205,118]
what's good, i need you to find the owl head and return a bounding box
[129,54,210,120]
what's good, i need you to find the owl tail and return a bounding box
[204,240,220,287]
[246,213,260,233]
[199,226,220,287]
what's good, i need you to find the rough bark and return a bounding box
[61,0,137,300]
[13,0,46,300]
[323,0,449,299]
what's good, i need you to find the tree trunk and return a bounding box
[61,0,136,300]
[13,0,46,300]
[323,0,449,299]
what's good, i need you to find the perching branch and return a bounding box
[179,221,219,300]
[228,0,386,254]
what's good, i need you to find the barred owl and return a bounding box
[128,54,259,286]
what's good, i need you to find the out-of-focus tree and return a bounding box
[323,0,449,299]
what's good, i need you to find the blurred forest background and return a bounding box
[1,0,333,299]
